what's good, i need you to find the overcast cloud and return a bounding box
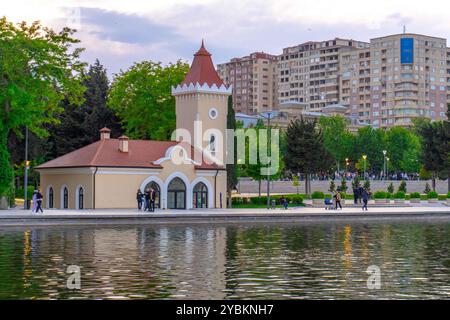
[2,0,450,76]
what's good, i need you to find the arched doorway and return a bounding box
[193,182,208,208]
[167,177,186,209]
[144,181,161,208]
[62,187,68,209]
[48,187,54,209]
[77,187,84,209]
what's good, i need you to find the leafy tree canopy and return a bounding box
[108,60,189,140]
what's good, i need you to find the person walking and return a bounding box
[136,189,143,210]
[358,186,364,204]
[335,189,343,210]
[144,189,151,212]
[35,191,43,213]
[353,186,359,204]
[150,188,156,212]
[31,190,37,214]
[361,188,370,211]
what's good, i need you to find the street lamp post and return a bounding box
[345,158,349,178]
[362,155,367,180]
[24,126,29,210]
[386,157,389,178]
[382,150,387,181]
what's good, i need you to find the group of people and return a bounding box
[352,186,372,211]
[270,197,289,210]
[31,190,43,213]
[325,187,371,211]
[136,188,157,212]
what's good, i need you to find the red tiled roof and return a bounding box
[180,41,224,88]
[36,139,223,170]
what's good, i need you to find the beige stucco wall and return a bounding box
[175,92,229,165]
[94,162,226,209]
[39,168,94,209]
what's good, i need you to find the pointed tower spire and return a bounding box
[180,40,224,87]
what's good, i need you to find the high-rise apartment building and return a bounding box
[217,52,277,114]
[277,38,369,111]
[340,33,449,128]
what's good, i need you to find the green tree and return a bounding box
[285,117,334,195]
[0,18,85,201]
[385,126,420,173]
[387,182,394,194]
[46,60,123,159]
[354,126,386,173]
[328,180,336,193]
[415,119,449,191]
[292,175,299,194]
[363,179,371,191]
[108,60,189,140]
[242,119,282,196]
[340,177,348,193]
[318,115,354,171]
[226,96,238,207]
[398,180,407,193]
[83,59,123,141]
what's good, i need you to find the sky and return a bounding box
[3,0,450,76]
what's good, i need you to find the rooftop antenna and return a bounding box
[403,25,406,34]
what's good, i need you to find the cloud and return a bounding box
[80,7,180,45]
[8,0,449,77]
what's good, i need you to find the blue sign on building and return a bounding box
[400,38,414,64]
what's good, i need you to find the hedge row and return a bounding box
[232,194,304,205]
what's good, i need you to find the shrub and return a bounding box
[363,179,371,191]
[328,180,336,193]
[398,180,407,193]
[340,178,348,193]
[410,192,420,199]
[427,191,438,199]
[424,183,431,194]
[311,191,325,199]
[447,192,450,199]
[394,191,406,199]
[387,183,394,194]
[374,191,387,199]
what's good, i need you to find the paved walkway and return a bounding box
[0,203,449,226]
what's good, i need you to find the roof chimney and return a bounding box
[100,127,111,140]
[118,135,129,153]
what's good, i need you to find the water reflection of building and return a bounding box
[138,226,227,299]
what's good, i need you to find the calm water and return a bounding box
[0,221,449,299]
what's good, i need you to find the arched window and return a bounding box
[167,177,186,209]
[78,187,84,210]
[144,181,161,208]
[63,187,68,209]
[48,187,54,209]
[209,135,216,156]
[193,182,208,208]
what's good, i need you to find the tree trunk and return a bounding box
[227,191,232,208]
[305,174,311,195]
[0,196,8,210]
[432,175,436,192]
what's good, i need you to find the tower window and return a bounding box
[209,108,218,119]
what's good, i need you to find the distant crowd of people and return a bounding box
[136,188,157,212]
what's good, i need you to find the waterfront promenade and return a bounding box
[1,202,449,226]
